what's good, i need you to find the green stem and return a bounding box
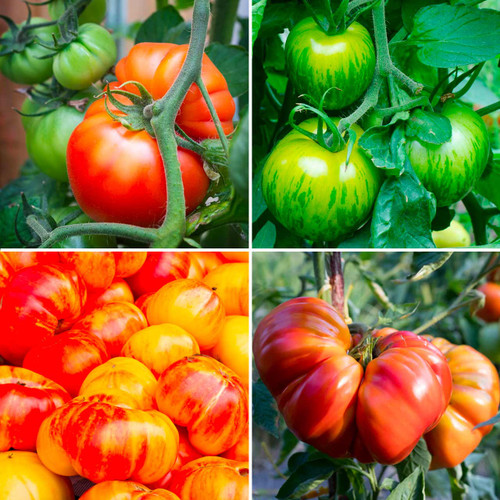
[313,252,327,300]
[270,79,295,149]
[209,0,239,44]
[377,95,429,117]
[156,0,169,9]
[329,252,345,314]
[463,192,488,246]
[476,100,500,116]
[347,0,376,12]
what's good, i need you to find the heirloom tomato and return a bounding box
[188,252,224,277]
[219,252,249,263]
[49,0,107,25]
[114,252,148,278]
[84,278,134,313]
[0,253,13,296]
[423,337,500,469]
[156,356,248,455]
[262,119,382,242]
[0,264,86,365]
[80,481,180,500]
[253,297,452,465]
[37,400,179,483]
[60,251,115,291]
[222,421,250,462]
[432,220,471,248]
[0,366,70,451]
[285,18,375,110]
[407,102,490,207]
[476,282,500,322]
[0,451,73,500]
[3,251,59,271]
[147,279,225,350]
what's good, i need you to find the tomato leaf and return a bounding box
[278,429,300,465]
[396,440,431,480]
[407,5,500,67]
[476,157,500,210]
[135,7,190,44]
[252,0,268,46]
[388,467,425,499]
[406,252,453,282]
[405,110,452,145]
[252,379,280,438]
[229,110,249,199]
[254,220,277,248]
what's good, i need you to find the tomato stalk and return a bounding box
[209,0,239,45]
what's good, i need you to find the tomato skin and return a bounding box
[189,252,225,276]
[53,23,116,90]
[147,279,226,350]
[156,356,248,455]
[114,252,148,278]
[49,0,107,25]
[37,399,179,483]
[0,451,74,500]
[423,337,500,469]
[80,481,180,500]
[262,119,382,242]
[3,251,60,271]
[122,324,200,379]
[253,297,452,465]
[0,264,87,365]
[0,253,13,298]
[285,18,375,110]
[126,252,191,297]
[407,102,490,207]
[169,457,249,500]
[84,278,135,313]
[60,251,116,292]
[0,19,56,84]
[23,331,109,397]
[67,111,209,227]
[221,421,249,462]
[476,282,500,322]
[0,366,71,451]
[432,220,471,248]
[219,252,249,263]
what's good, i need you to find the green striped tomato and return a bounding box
[406,102,490,207]
[285,18,375,110]
[262,119,383,242]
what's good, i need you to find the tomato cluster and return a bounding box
[0,251,249,500]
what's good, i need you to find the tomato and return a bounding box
[0,19,56,84]
[72,302,147,357]
[0,264,86,365]
[79,357,157,410]
[189,252,225,277]
[432,220,471,248]
[262,119,382,242]
[169,457,249,500]
[221,421,249,462]
[84,278,135,313]
[121,324,200,379]
[114,252,148,278]
[80,481,180,500]
[49,0,107,25]
[156,356,248,455]
[285,18,375,110]
[147,279,226,350]
[423,337,500,469]
[37,399,179,483]
[116,42,235,140]
[23,331,108,397]
[211,316,249,387]
[219,252,249,263]
[253,297,452,465]
[126,253,191,297]
[3,251,60,271]
[0,451,74,500]
[407,102,490,207]
[476,282,500,323]
[60,251,115,291]
[53,23,116,90]
[135,293,155,315]
[0,367,70,451]
[203,263,249,316]
[0,253,13,298]
[67,110,209,227]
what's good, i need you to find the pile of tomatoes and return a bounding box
[0,251,249,500]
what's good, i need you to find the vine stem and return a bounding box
[329,252,346,316]
[313,253,328,301]
[209,0,239,44]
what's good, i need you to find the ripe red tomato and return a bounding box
[189,252,225,276]
[222,421,249,462]
[156,356,248,455]
[135,293,155,315]
[114,252,148,278]
[80,481,180,500]
[23,331,109,397]
[4,251,60,271]
[84,278,135,313]
[219,252,249,263]
[0,264,87,365]
[476,282,500,322]
[0,252,13,298]
[0,366,70,451]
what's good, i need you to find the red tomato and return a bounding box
[0,366,71,451]
[156,356,248,455]
[80,481,180,500]
[476,282,500,322]
[0,252,13,298]
[135,293,155,315]
[222,421,249,462]
[114,252,148,278]
[188,252,224,277]
[84,278,135,313]
[0,264,87,365]
[219,252,249,263]
[126,252,191,297]
[72,302,148,357]
[4,251,60,271]
[23,331,109,397]
[59,252,116,292]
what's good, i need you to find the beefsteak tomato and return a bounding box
[80,481,180,500]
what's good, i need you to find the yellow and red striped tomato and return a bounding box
[188,252,224,278]
[80,481,180,500]
[114,252,148,278]
[156,356,248,455]
[219,252,249,263]
[3,251,60,271]
[0,366,71,451]
[222,421,249,462]
[0,252,13,298]
[59,251,116,291]
[84,278,135,313]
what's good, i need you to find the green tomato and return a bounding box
[262,119,383,243]
[478,324,500,364]
[0,18,57,84]
[432,220,471,248]
[53,23,116,90]
[25,105,85,181]
[285,18,375,110]
[406,102,490,207]
[49,0,107,25]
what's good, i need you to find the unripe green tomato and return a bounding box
[432,220,471,248]
[285,18,375,110]
[49,0,107,25]
[0,18,57,84]
[53,23,116,90]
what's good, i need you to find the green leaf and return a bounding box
[405,110,452,145]
[254,220,277,248]
[252,0,268,46]
[229,110,249,199]
[278,429,300,465]
[337,222,372,248]
[408,5,500,67]
[205,44,249,98]
[370,171,437,248]
[395,440,432,481]
[258,2,303,39]
[252,162,268,222]
[252,379,279,437]
[432,206,456,231]
[401,0,443,32]
[135,7,190,44]
[405,252,453,282]
[387,467,425,499]
[476,157,500,210]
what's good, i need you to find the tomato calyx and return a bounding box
[348,324,376,367]
[303,0,348,35]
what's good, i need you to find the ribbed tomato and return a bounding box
[156,356,248,455]
[84,278,135,313]
[59,252,116,292]
[114,252,148,278]
[0,264,87,365]
[80,481,180,500]
[3,251,60,271]
[37,399,179,483]
[253,297,452,464]
[189,252,225,276]
[23,331,109,397]
[0,367,71,451]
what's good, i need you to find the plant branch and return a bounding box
[329,252,346,316]
[313,252,329,301]
[209,0,239,44]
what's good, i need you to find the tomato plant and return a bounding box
[48,0,107,25]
